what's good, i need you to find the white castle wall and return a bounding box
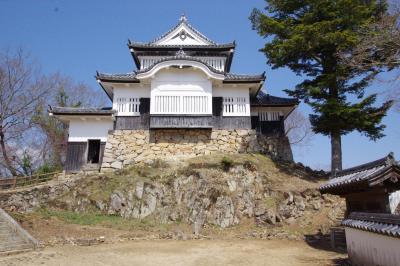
[68,118,113,142]
[345,227,400,266]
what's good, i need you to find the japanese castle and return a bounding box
[49,15,298,172]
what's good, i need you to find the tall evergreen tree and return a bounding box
[250,0,393,174]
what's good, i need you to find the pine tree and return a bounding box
[250,0,393,175]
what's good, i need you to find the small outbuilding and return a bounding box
[320,153,400,266]
[320,153,400,215]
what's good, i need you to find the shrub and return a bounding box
[221,156,234,171]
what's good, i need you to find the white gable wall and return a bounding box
[150,68,212,114]
[155,24,211,46]
[68,118,113,142]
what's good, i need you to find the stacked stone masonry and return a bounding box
[101,129,293,170]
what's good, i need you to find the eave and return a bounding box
[319,153,400,195]
[128,41,236,70]
[48,106,115,118]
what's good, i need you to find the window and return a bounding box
[259,111,281,121]
[152,95,210,114]
[116,97,140,115]
[223,97,247,116]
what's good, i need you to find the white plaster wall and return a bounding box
[345,227,400,266]
[214,85,250,116]
[112,85,150,116]
[68,118,113,142]
[389,190,400,214]
[150,68,212,114]
[156,24,209,46]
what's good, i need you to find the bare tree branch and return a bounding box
[285,109,314,146]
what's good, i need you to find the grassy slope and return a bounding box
[13,153,339,242]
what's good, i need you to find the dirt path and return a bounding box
[0,240,345,266]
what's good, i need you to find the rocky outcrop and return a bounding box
[0,155,340,230]
[0,176,84,213]
[101,129,293,170]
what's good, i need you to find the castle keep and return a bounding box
[49,16,298,172]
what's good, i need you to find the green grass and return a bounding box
[36,208,169,231]
[264,197,278,210]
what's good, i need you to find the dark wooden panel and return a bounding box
[251,116,259,130]
[251,116,285,135]
[139,98,150,114]
[115,115,150,130]
[65,142,87,172]
[214,116,251,129]
[99,142,106,166]
[212,97,223,116]
[151,116,251,129]
[150,116,214,128]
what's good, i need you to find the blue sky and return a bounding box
[1,0,399,169]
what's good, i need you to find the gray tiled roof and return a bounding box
[128,42,235,49]
[97,54,265,83]
[251,90,298,106]
[319,153,398,194]
[225,73,265,82]
[49,106,115,115]
[96,72,139,82]
[342,212,400,238]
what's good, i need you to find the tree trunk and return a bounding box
[0,129,18,176]
[330,131,342,178]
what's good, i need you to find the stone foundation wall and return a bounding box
[101,129,292,170]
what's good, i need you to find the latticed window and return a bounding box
[116,97,140,115]
[223,97,247,116]
[152,95,210,114]
[259,111,281,121]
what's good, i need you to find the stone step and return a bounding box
[0,235,26,242]
[0,248,34,256]
[0,237,30,245]
[0,241,30,248]
[0,244,33,253]
[0,208,38,254]
[0,243,31,250]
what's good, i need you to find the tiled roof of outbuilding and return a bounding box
[49,106,115,116]
[319,153,400,194]
[251,91,298,106]
[225,73,265,82]
[342,212,400,238]
[96,72,139,83]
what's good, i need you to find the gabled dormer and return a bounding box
[152,15,216,46]
[128,15,235,72]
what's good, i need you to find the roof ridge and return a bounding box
[147,16,217,45]
[334,152,395,178]
[127,41,235,48]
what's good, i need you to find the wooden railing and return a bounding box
[0,172,60,190]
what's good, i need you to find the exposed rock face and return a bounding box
[0,154,339,231]
[101,129,293,170]
[0,176,83,213]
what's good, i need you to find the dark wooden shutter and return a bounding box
[139,98,150,114]
[251,116,259,130]
[212,97,223,116]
